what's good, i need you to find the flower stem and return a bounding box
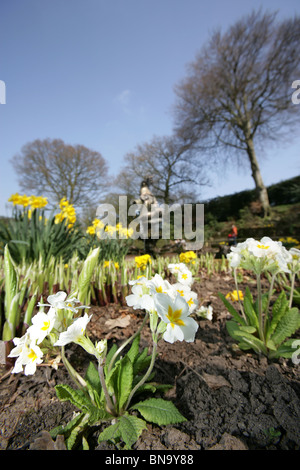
[265,272,276,336]
[61,346,87,390]
[289,272,295,309]
[233,268,247,323]
[256,274,265,343]
[98,362,117,416]
[124,341,157,412]
[107,312,149,374]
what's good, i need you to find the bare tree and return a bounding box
[116,135,209,204]
[173,10,300,215]
[11,138,109,209]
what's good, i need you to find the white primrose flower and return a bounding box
[227,237,292,273]
[27,307,56,344]
[54,313,92,347]
[38,291,88,313]
[171,283,198,313]
[168,263,190,275]
[154,292,199,344]
[126,283,155,312]
[289,247,300,273]
[9,333,43,376]
[146,274,173,295]
[196,305,213,321]
[176,269,193,287]
[128,276,148,286]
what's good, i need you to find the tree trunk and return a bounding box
[246,139,270,217]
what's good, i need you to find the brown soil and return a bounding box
[0,271,299,451]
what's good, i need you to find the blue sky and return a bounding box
[0,0,299,217]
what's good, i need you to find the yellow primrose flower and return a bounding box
[225,290,244,301]
[103,260,110,268]
[179,251,197,264]
[135,254,152,269]
[114,262,119,269]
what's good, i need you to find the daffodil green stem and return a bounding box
[107,312,149,374]
[124,340,157,412]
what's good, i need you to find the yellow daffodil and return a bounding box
[86,226,96,235]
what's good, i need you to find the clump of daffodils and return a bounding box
[54,198,76,229]
[86,220,133,239]
[8,292,106,376]
[8,193,48,209]
[126,264,199,344]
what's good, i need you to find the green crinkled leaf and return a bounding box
[126,333,141,364]
[50,412,87,450]
[117,356,133,412]
[118,414,147,449]
[132,346,152,376]
[50,412,84,440]
[226,321,267,355]
[226,320,242,342]
[268,338,300,359]
[239,325,257,334]
[104,343,119,373]
[131,398,186,426]
[218,292,246,326]
[266,291,289,340]
[232,328,267,355]
[243,287,259,329]
[55,384,108,423]
[85,361,101,395]
[270,307,300,346]
[98,421,121,445]
[55,384,91,410]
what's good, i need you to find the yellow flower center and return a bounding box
[41,320,50,331]
[28,349,37,361]
[257,244,269,249]
[156,286,163,293]
[181,273,188,280]
[166,305,185,328]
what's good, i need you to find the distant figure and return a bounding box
[228,224,238,246]
[139,179,157,210]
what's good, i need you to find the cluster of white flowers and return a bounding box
[227,236,297,274]
[196,305,213,321]
[8,292,102,376]
[126,263,199,344]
